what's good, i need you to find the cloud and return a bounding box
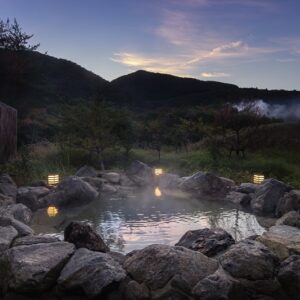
[201,72,230,78]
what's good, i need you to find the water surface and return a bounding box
[31,187,266,253]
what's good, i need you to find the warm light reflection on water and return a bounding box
[32,188,267,253]
[154,187,162,197]
[47,206,58,217]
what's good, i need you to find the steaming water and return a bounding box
[31,188,266,253]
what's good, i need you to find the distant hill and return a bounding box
[0,49,108,117]
[1,49,300,114]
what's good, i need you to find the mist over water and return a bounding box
[234,99,300,121]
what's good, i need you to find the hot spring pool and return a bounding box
[31,187,266,253]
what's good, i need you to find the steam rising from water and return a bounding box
[234,99,300,121]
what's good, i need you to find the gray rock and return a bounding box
[157,173,183,189]
[64,222,109,252]
[0,242,75,293]
[220,177,236,189]
[80,176,104,192]
[225,191,252,206]
[0,216,34,237]
[276,190,300,217]
[101,172,121,184]
[258,225,300,260]
[29,180,49,188]
[0,226,18,255]
[102,183,118,193]
[12,235,60,247]
[0,193,15,206]
[219,239,279,280]
[124,244,218,295]
[40,176,98,207]
[237,182,259,194]
[175,228,235,257]
[251,179,290,215]
[278,255,300,300]
[16,187,50,211]
[58,248,126,299]
[0,204,32,224]
[75,165,98,177]
[126,161,154,186]
[192,266,243,300]
[124,280,150,300]
[219,239,281,298]
[0,174,17,199]
[276,211,300,229]
[120,174,137,186]
[179,172,230,200]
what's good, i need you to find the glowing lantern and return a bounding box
[47,206,58,217]
[253,174,265,184]
[154,187,162,197]
[154,168,163,176]
[48,174,60,186]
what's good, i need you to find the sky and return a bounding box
[2,0,300,89]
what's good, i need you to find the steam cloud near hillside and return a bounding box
[234,99,300,121]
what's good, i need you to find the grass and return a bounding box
[1,143,299,189]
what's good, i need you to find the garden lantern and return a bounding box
[253,174,265,184]
[48,174,60,186]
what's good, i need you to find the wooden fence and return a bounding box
[0,102,17,163]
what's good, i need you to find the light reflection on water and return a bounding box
[31,188,266,253]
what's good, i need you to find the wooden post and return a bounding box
[0,101,17,163]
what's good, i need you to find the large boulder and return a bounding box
[40,176,99,207]
[75,165,98,177]
[0,216,33,237]
[64,222,109,252]
[175,228,235,257]
[219,239,281,298]
[0,203,32,225]
[276,211,300,229]
[278,255,300,300]
[179,172,231,200]
[126,161,154,186]
[16,186,50,211]
[0,226,18,255]
[157,173,183,189]
[276,190,300,217]
[58,248,126,299]
[251,179,290,215]
[124,280,151,300]
[0,242,75,294]
[0,174,17,199]
[0,193,14,206]
[124,244,218,298]
[258,225,300,260]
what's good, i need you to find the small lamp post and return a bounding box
[48,174,60,186]
[253,174,265,184]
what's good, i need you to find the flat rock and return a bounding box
[101,172,121,184]
[237,182,259,194]
[64,222,109,252]
[58,248,126,299]
[0,226,18,255]
[179,172,230,200]
[225,191,252,206]
[276,211,300,229]
[40,176,98,207]
[0,242,75,294]
[276,190,300,217]
[258,225,300,260]
[175,228,235,257]
[124,244,218,295]
[75,165,98,177]
[12,235,60,247]
[251,179,290,215]
[0,174,17,199]
[278,255,300,300]
[126,161,154,186]
[0,204,32,225]
[0,216,33,237]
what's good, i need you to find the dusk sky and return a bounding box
[2,0,300,89]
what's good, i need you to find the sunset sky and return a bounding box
[2,0,300,89]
